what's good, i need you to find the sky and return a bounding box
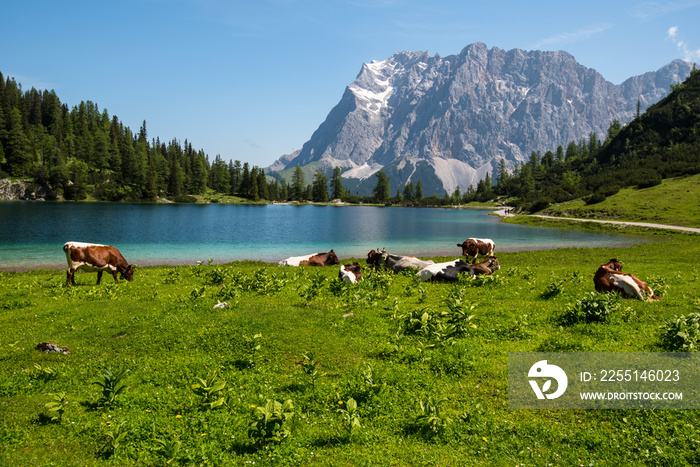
[2,0,699,168]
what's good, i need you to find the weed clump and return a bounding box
[660,312,700,351]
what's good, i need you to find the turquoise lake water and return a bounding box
[0,202,650,270]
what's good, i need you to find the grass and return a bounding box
[1,239,700,466]
[538,174,700,227]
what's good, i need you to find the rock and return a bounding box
[36,341,70,355]
[0,179,48,200]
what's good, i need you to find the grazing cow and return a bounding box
[278,250,340,267]
[593,258,659,301]
[366,249,435,273]
[471,256,501,276]
[457,238,496,263]
[416,259,475,282]
[339,262,363,284]
[63,241,134,286]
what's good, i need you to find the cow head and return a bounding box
[603,258,623,272]
[326,250,340,266]
[120,264,135,281]
[457,239,477,257]
[487,256,501,272]
[367,249,380,266]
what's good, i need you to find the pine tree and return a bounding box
[291,166,305,200]
[257,168,268,200]
[372,170,391,203]
[5,108,32,176]
[312,171,329,202]
[330,167,343,199]
[415,180,423,201]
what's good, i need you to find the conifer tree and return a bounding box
[291,166,305,200]
[330,167,343,199]
[372,170,391,203]
[312,171,329,202]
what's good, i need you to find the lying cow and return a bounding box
[63,241,134,286]
[471,256,501,276]
[366,249,435,273]
[416,259,475,282]
[593,258,659,301]
[339,262,363,284]
[457,238,496,264]
[278,250,340,267]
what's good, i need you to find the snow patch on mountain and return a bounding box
[342,162,383,180]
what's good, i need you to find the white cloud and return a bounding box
[532,24,612,49]
[667,26,700,62]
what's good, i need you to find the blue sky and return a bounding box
[2,0,699,168]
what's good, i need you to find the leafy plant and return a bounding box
[242,333,263,368]
[248,399,295,447]
[32,363,62,381]
[297,273,327,304]
[660,312,700,351]
[560,292,620,324]
[411,397,451,437]
[154,436,181,465]
[43,392,67,422]
[190,370,227,410]
[362,362,386,396]
[93,368,130,406]
[440,290,477,336]
[206,266,232,285]
[541,279,566,299]
[337,397,361,436]
[249,268,288,295]
[301,352,321,388]
[189,286,208,300]
[99,418,127,459]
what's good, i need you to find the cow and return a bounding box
[457,238,496,264]
[416,259,475,282]
[278,250,340,267]
[593,258,659,301]
[339,262,363,284]
[470,256,501,276]
[63,241,134,286]
[366,249,435,273]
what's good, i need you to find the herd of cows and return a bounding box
[62,238,659,301]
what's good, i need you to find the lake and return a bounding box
[0,202,650,270]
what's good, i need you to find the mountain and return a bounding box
[268,42,694,196]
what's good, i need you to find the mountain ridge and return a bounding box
[269,42,694,196]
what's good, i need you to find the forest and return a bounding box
[1,67,698,206]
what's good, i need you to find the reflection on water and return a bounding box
[0,202,650,269]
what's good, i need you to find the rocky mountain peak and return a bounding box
[269,43,695,196]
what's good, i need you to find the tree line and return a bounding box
[0,72,297,202]
[3,67,697,206]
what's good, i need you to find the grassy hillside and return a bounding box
[2,238,700,465]
[537,174,700,227]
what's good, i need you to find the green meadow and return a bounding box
[2,229,700,466]
[536,174,700,228]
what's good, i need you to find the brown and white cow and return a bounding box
[63,241,134,286]
[366,249,435,273]
[457,238,496,264]
[593,258,659,301]
[278,250,340,267]
[339,262,363,284]
[470,256,501,276]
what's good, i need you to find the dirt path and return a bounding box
[493,208,700,234]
